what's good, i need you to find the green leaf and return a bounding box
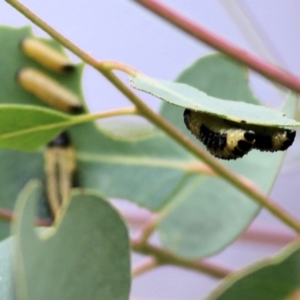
[206,240,300,300]
[0,149,49,241]
[0,105,72,151]
[0,237,13,300]
[131,73,299,127]
[70,122,190,211]
[13,181,131,300]
[168,53,260,105]
[156,55,297,258]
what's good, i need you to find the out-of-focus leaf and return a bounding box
[0,105,72,150]
[71,121,190,211]
[206,240,300,300]
[13,181,131,300]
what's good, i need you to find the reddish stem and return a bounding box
[134,0,300,93]
[132,239,231,278]
[0,207,52,227]
[241,225,298,245]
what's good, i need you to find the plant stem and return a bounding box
[132,239,231,279]
[133,0,300,93]
[241,225,298,246]
[74,107,139,123]
[132,258,160,278]
[5,0,300,232]
[0,207,51,226]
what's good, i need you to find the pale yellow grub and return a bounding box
[18,68,82,113]
[21,38,74,73]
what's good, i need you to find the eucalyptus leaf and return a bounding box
[169,54,260,105]
[13,181,131,300]
[131,73,299,127]
[0,105,72,150]
[206,240,300,300]
[70,122,191,211]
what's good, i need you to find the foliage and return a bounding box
[0,2,300,300]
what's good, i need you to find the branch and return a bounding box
[0,207,51,227]
[240,225,298,245]
[132,239,231,279]
[132,257,160,278]
[133,0,300,93]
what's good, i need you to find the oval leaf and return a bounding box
[131,74,299,127]
[13,181,131,300]
[206,240,300,300]
[0,105,72,150]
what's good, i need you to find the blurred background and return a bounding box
[1,1,300,299]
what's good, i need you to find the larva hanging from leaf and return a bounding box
[183,109,296,160]
[17,68,83,114]
[44,132,77,218]
[21,38,75,73]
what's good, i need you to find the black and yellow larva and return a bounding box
[44,132,76,217]
[21,38,75,73]
[183,109,296,160]
[17,68,83,114]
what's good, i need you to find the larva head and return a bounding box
[48,132,71,148]
[183,109,191,130]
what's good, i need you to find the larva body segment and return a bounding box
[252,127,296,152]
[21,38,74,73]
[184,109,255,160]
[17,68,83,114]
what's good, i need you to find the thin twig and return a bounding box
[133,0,300,93]
[0,207,51,227]
[240,225,298,246]
[132,239,231,279]
[132,257,160,278]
